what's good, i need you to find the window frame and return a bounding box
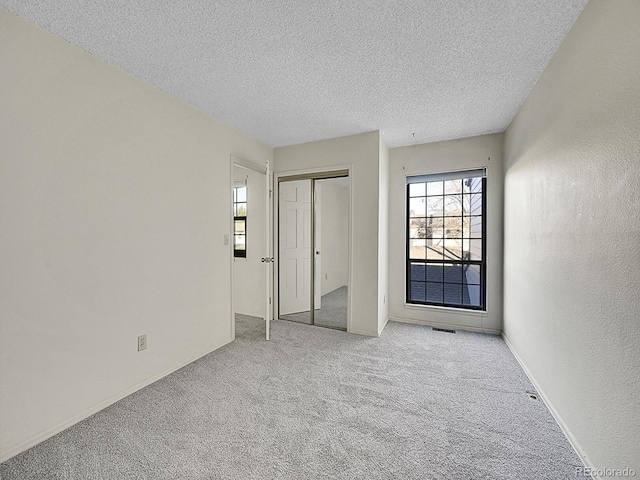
[405,173,487,311]
[233,185,247,258]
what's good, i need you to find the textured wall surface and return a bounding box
[274,132,381,336]
[388,133,504,334]
[0,10,272,461]
[503,0,640,472]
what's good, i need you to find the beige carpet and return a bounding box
[0,316,589,479]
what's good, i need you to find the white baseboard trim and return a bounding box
[389,316,501,335]
[0,336,234,464]
[348,328,379,337]
[234,311,264,319]
[501,333,596,476]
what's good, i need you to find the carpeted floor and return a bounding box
[279,286,348,330]
[0,316,590,479]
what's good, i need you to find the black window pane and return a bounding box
[443,264,463,283]
[462,283,471,305]
[464,285,482,306]
[407,174,485,310]
[468,239,483,260]
[427,181,443,196]
[409,218,427,239]
[444,195,463,216]
[427,216,444,237]
[234,235,246,249]
[410,281,426,302]
[409,183,425,197]
[409,197,426,217]
[444,217,462,238]
[426,243,444,260]
[470,193,482,213]
[444,179,462,194]
[444,283,462,305]
[426,282,444,303]
[467,216,483,239]
[469,178,482,193]
[426,264,444,282]
[443,240,463,261]
[409,239,427,259]
[426,197,443,216]
[462,194,471,213]
[464,264,481,285]
[235,203,247,216]
[410,264,425,282]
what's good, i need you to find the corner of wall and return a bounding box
[378,135,390,335]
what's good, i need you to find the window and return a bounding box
[233,185,247,258]
[406,169,486,310]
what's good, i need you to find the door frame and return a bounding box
[274,165,353,333]
[230,155,272,340]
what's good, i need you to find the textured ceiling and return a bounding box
[1,1,587,148]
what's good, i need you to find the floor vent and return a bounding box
[526,391,540,402]
[432,327,456,333]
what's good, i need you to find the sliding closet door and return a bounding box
[313,177,349,330]
[278,179,312,324]
[277,173,349,330]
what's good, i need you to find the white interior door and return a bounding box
[231,155,270,340]
[264,161,271,340]
[279,180,311,315]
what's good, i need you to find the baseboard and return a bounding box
[0,335,234,464]
[389,316,501,335]
[348,328,379,337]
[501,333,596,476]
[234,311,264,320]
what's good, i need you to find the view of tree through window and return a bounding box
[233,186,247,258]
[407,171,485,310]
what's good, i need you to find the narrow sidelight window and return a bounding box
[233,185,247,258]
[406,169,486,310]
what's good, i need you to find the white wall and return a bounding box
[274,131,382,336]
[388,134,504,334]
[0,9,272,462]
[233,165,267,318]
[319,179,349,296]
[378,137,390,335]
[503,0,640,472]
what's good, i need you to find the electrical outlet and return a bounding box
[138,334,147,351]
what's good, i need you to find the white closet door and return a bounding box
[278,180,311,315]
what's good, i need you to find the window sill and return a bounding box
[403,302,487,317]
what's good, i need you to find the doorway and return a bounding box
[277,171,350,331]
[231,156,272,340]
